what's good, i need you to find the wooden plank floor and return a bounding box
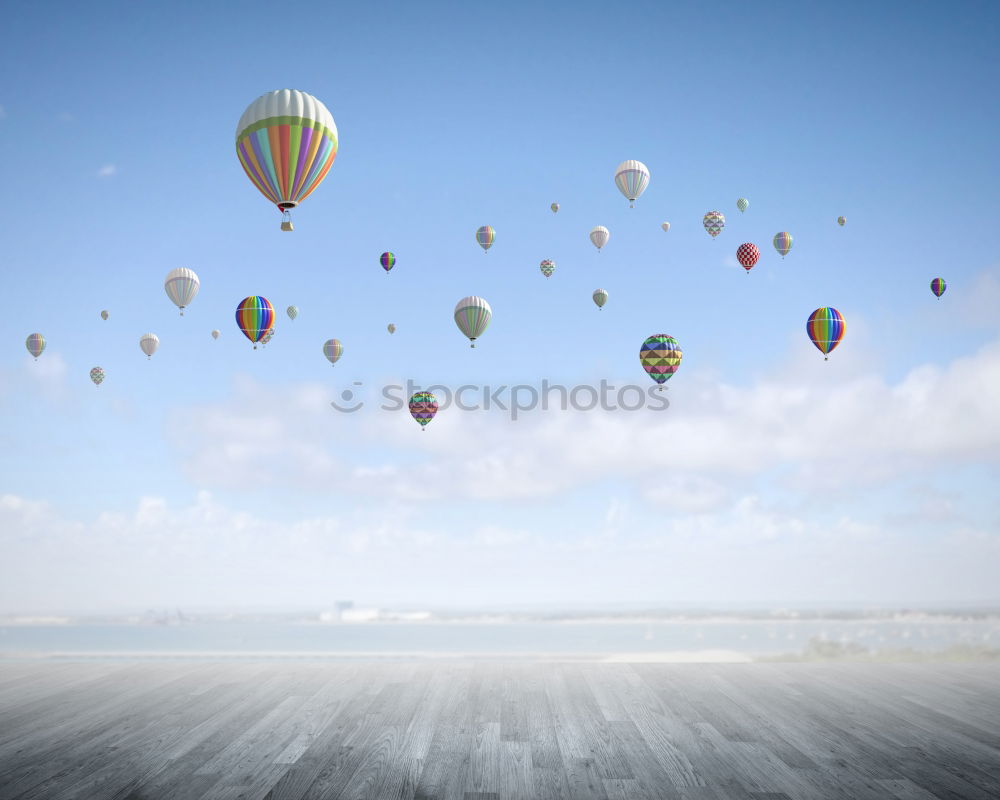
[0,662,998,800]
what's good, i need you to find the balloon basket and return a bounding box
[281,220,294,232]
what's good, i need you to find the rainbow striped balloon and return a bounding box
[806,307,845,359]
[235,296,274,347]
[409,391,439,430]
[476,225,495,253]
[380,252,396,273]
[25,333,45,360]
[235,90,338,219]
[930,278,947,298]
[323,338,343,365]
[640,335,682,388]
[773,231,793,257]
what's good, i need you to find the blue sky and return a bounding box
[1,1,999,613]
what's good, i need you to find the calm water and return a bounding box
[1,620,997,658]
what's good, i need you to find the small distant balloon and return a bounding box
[211,329,220,340]
[773,231,793,258]
[387,323,396,334]
[380,251,396,274]
[551,203,559,213]
[737,197,749,213]
[593,288,608,309]
[930,278,947,298]
[260,327,274,346]
[454,296,492,348]
[614,160,650,208]
[323,338,343,365]
[806,307,845,360]
[90,366,105,386]
[476,225,495,253]
[640,335,682,389]
[235,296,274,349]
[409,391,439,430]
[590,226,610,252]
[25,333,46,360]
[703,211,725,238]
[540,259,555,278]
[164,268,200,315]
[661,222,670,232]
[736,243,760,275]
[101,310,109,321]
[139,333,160,359]
[287,305,299,320]
[837,216,846,226]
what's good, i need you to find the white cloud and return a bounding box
[97,164,117,178]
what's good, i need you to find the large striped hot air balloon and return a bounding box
[476,226,495,253]
[164,268,199,315]
[380,252,396,274]
[454,296,492,348]
[773,231,793,258]
[736,243,760,275]
[25,333,45,360]
[409,391,438,430]
[323,339,343,365]
[640,335,682,389]
[540,259,555,278]
[235,89,338,230]
[703,211,725,238]
[614,160,650,208]
[806,307,845,360]
[930,278,947,298]
[590,226,610,252]
[235,296,274,349]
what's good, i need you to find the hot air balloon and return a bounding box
[211,329,220,340]
[164,268,200,315]
[661,222,670,232]
[260,327,275,347]
[551,203,559,213]
[614,160,650,208]
[139,333,160,359]
[100,310,109,321]
[590,226,610,252]
[454,296,492,348]
[837,216,846,226]
[593,288,608,309]
[476,225,495,253]
[703,211,725,238]
[540,259,555,278]
[25,333,45,360]
[323,338,343,365]
[235,89,338,230]
[387,323,396,334]
[380,252,396,274]
[640,335,682,389]
[90,367,105,386]
[930,278,947,298]
[806,307,845,360]
[737,198,749,213]
[736,243,760,275]
[287,305,299,320]
[409,391,438,430]
[235,296,274,349]
[773,231,793,258]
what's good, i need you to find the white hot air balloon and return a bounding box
[614,160,649,208]
[454,296,492,348]
[139,333,160,359]
[590,226,610,252]
[164,268,200,315]
[661,222,670,232]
